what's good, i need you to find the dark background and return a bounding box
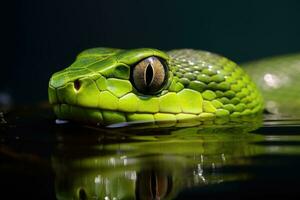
[2,0,300,105]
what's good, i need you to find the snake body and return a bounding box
[48,48,283,127]
[243,53,300,116]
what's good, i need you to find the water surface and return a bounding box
[1,106,300,199]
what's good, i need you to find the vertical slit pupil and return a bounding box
[150,170,157,198]
[78,188,87,200]
[145,64,154,86]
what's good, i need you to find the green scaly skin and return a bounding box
[243,53,300,116]
[48,48,264,127]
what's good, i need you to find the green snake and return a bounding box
[48,48,300,127]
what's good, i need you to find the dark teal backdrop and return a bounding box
[2,0,300,104]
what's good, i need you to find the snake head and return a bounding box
[49,48,173,126]
[49,48,263,127]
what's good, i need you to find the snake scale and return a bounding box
[48,48,300,128]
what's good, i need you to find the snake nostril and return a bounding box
[74,79,81,91]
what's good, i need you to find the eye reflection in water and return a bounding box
[51,127,265,200]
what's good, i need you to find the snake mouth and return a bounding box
[53,103,262,129]
[53,103,212,127]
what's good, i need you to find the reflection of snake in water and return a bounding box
[48,48,300,127]
[52,131,263,200]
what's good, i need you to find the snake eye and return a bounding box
[132,56,167,94]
